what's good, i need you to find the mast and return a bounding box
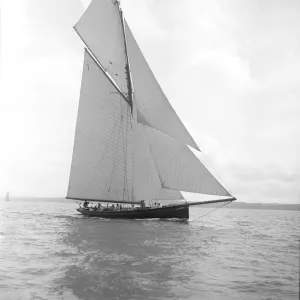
[67,0,236,205]
[116,0,135,202]
[73,0,132,108]
[116,1,133,113]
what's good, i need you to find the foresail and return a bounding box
[75,0,128,94]
[132,122,164,203]
[143,126,232,197]
[124,21,200,151]
[154,189,185,207]
[154,189,184,201]
[67,50,133,202]
[132,122,183,205]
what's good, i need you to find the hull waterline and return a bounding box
[76,205,189,219]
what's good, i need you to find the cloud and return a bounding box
[1,0,85,196]
[1,0,299,203]
[230,165,300,203]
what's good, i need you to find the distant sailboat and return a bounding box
[66,0,236,219]
[5,192,10,202]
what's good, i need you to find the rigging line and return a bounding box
[99,107,120,197]
[121,105,126,201]
[190,201,232,222]
[108,99,124,194]
[121,106,126,200]
[136,119,201,153]
[125,103,131,200]
[121,101,130,201]
[118,2,134,113]
[130,105,135,201]
[196,153,233,196]
[115,99,126,200]
[84,104,121,197]
[142,125,165,190]
[122,103,130,202]
[109,99,130,202]
[74,37,130,107]
[108,102,121,187]
[124,103,131,201]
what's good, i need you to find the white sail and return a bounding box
[67,49,133,201]
[5,192,10,201]
[143,126,232,197]
[132,122,183,205]
[67,2,235,208]
[154,189,184,201]
[124,21,199,151]
[74,0,128,94]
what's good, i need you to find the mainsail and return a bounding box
[67,0,233,206]
[67,50,133,202]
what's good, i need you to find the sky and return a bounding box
[1,0,299,203]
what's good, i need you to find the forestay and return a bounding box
[67,50,133,202]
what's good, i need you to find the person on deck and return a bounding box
[83,200,89,208]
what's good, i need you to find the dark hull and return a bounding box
[77,205,189,219]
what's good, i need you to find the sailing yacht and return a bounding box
[66,0,236,219]
[5,192,10,202]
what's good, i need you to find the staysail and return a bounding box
[67,0,233,204]
[132,122,184,204]
[124,21,200,151]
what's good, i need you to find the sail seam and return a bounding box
[117,2,134,200]
[117,4,136,202]
[124,21,200,152]
[136,113,202,152]
[138,124,185,200]
[107,104,122,194]
[85,109,121,199]
[141,124,166,190]
[187,147,233,197]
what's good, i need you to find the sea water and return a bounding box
[0,199,299,300]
